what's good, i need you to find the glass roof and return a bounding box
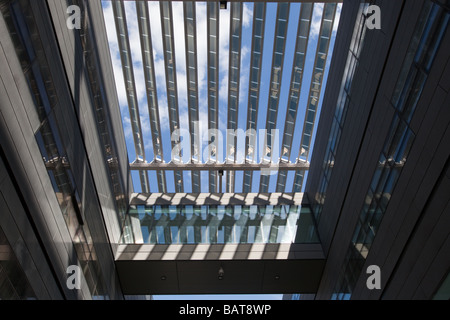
[101,1,342,194]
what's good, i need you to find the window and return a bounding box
[123,204,318,245]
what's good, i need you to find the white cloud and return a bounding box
[102,2,127,108]
[195,2,208,94]
[219,73,228,103]
[103,1,149,114]
[197,109,209,161]
[310,3,324,38]
[218,5,230,73]
[218,5,230,103]
[333,3,343,34]
[102,1,339,170]
[123,2,142,66]
[172,2,187,75]
[147,2,163,54]
[239,45,250,94]
[157,98,170,128]
[242,3,252,28]
[123,1,148,106]
[122,115,132,139]
[146,2,189,138]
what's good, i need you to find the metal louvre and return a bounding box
[207,1,219,193]
[136,0,166,193]
[225,1,243,193]
[293,2,338,192]
[184,1,201,192]
[160,1,183,192]
[276,2,313,192]
[106,2,340,194]
[259,2,290,193]
[243,2,266,193]
[112,0,149,192]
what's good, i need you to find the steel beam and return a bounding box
[129,161,310,171]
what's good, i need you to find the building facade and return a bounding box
[307,0,450,299]
[0,0,127,299]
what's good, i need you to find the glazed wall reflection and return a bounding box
[121,204,319,245]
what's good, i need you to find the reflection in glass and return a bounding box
[2,0,111,299]
[0,226,36,300]
[333,1,449,300]
[121,205,319,245]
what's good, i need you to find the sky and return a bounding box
[102,1,341,300]
[101,1,341,195]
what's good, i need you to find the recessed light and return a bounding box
[218,266,224,280]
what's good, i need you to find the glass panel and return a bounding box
[394,128,415,163]
[385,118,407,161]
[121,204,318,245]
[323,3,336,20]
[318,37,329,54]
[321,20,333,36]
[391,1,433,105]
[402,69,427,122]
[433,271,450,300]
[0,226,36,300]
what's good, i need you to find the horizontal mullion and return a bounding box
[130,162,310,171]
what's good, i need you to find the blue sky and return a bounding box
[102,1,341,195]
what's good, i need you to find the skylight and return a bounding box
[101,1,342,194]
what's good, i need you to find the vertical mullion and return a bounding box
[226,2,243,193]
[207,2,219,192]
[112,0,149,192]
[184,1,201,192]
[293,3,337,192]
[160,1,183,192]
[243,2,266,193]
[260,2,290,193]
[136,0,166,193]
[276,3,313,192]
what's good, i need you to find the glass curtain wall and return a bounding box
[121,204,319,245]
[1,0,109,299]
[0,226,36,300]
[312,1,369,223]
[332,1,450,300]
